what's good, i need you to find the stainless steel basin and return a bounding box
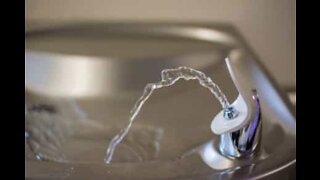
[25,23,296,179]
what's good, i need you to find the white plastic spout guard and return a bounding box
[211,95,248,135]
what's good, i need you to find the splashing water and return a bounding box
[105,66,231,164]
[25,99,89,162]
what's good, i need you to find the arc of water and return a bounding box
[105,66,231,164]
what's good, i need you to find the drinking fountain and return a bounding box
[25,23,296,179]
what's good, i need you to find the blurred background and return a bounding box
[26,0,295,103]
[25,0,296,88]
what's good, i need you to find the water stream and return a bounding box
[105,66,231,164]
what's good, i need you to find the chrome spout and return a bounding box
[219,90,262,158]
[211,53,262,158]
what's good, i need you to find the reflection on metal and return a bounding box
[200,140,234,170]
